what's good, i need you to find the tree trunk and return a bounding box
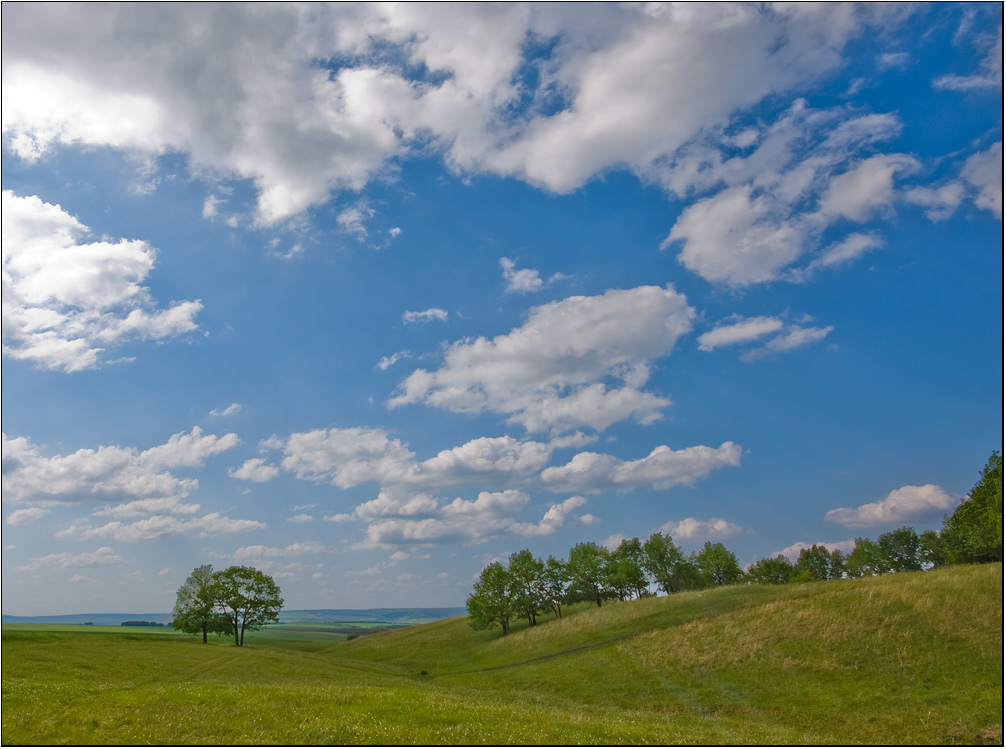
[201,621,208,644]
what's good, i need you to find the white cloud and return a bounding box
[390,285,695,434]
[75,513,266,542]
[961,142,1003,218]
[658,517,743,541]
[7,507,49,525]
[21,546,126,570]
[500,257,544,294]
[158,568,172,576]
[0,5,909,225]
[277,427,415,489]
[337,203,376,239]
[823,484,957,528]
[93,497,202,517]
[287,514,314,524]
[352,488,584,548]
[658,104,920,286]
[740,325,834,362]
[540,442,742,493]
[232,541,334,560]
[698,316,784,352]
[376,351,410,370]
[402,308,449,325]
[228,458,280,483]
[209,402,245,418]
[810,233,885,269]
[2,191,202,372]
[2,427,239,506]
[933,24,1002,91]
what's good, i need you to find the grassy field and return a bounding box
[2,564,1001,745]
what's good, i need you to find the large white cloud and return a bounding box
[390,285,695,434]
[338,488,589,548]
[2,191,202,371]
[1,427,239,506]
[540,442,742,493]
[1,3,913,226]
[823,484,957,528]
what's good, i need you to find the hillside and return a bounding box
[2,564,1001,745]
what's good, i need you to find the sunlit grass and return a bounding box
[3,564,1001,745]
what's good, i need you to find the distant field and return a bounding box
[2,564,1001,745]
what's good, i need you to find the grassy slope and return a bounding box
[2,564,1001,745]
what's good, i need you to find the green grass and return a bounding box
[3,564,1001,745]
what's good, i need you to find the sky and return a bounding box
[1,3,1002,616]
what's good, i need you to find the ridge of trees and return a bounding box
[173,564,283,646]
[467,451,1003,635]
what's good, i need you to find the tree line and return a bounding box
[172,564,283,646]
[467,451,1002,635]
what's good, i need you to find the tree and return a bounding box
[212,566,284,646]
[606,538,649,601]
[172,565,230,643]
[844,537,891,578]
[508,549,548,627]
[541,555,570,619]
[642,532,702,593]
[919,529,948,569]
[877,526,924,573]
[942,451,1004,564]
[567,542,611,607]
[746,555,794,584]
[692,542,743,587]
[828,548,846,579]
[467,561,517,635]
[792,545,838,582]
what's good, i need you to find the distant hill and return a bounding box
[1,608,466,627]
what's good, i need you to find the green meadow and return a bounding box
[2,564,1001,745]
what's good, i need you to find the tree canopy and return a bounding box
[942,451,1003,564]
[173,564,283,646]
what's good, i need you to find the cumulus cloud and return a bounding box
[739,325,833,362]
[233,541,334,560]
[72,513,265,542]
[2,427,240,506]
[961,142,1003,218]
[0,4,912,225]
[659,517,743,541]
[209,403,245,418]
[659,104,920,286]
[344,488,585,548]
[2,191,202,371]
[390,285,695,434]
[21,546,126,570]
[7,507,49,525]
[228,458,280,483]
[823,484,957,528]
[376,351,410,371]
[500,257,544,294]
[540,442,742,494]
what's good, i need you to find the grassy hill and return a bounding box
[2,564,1001,745]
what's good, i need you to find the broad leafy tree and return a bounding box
[877,527,924,572]
[942,451,1003,564]
[541,555,570,619]
[172,564,230,643]
[508,549,548,627]
[606,538,649,601]
[692,542,743,588]
[567,542,611,607]
[467,561,517,635]
[844,537,891,578]
[213,565,284,646]
[642,532,699,593]
[792,545,843,582]
[746,554,794,584]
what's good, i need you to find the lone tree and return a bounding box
[212,565,284,646]
[692,542,743,588]
[172,564,230,643]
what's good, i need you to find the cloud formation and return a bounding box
[823,484,957,528]
[390,285,695,434]
[2,192,202,371]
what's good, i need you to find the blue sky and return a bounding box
[2,3,1002,615]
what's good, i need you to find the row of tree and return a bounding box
[467,451,1002,635]
[173,565,283,646]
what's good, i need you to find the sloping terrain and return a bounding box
[2,564,1001,745]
